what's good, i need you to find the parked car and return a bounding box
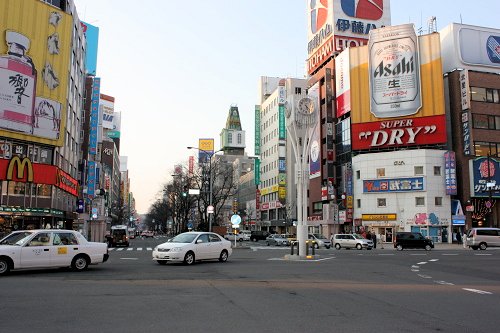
[265,234,289,246]
[332,234,373,250]
[152,232,232,265]
[224,232,244,242]
[0,229,109,276]
[308,234,331,249]
[466,227,500,250]
[394,232,434,251]
[250,230,270,242]
[239,230,251,241]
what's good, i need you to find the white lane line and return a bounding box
[474,254,493,256]
[108,248,115,251]
[137,247,143,251]
[127,247,133,251]
[116,248,124,251]
[435,280,455,285]
[411,265,420,269]
[378,253,395,256]
[429,259,439,262]
[417,262,427,265]
[442,254,459,256]
[411,269,420,272]
[410,254,428,256]
[417,274,432,279]
[120,258,138,260]
[147,247,153,251]
[463,288,492,295]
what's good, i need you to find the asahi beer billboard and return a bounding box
[307,0,391,75]
[368,24,421,118]
[349,26,446,151]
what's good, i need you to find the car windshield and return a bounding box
[353,234,364,239]
[0,231,33,246]
[168,233,197,243]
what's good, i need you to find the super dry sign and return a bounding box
[0,157,78,196]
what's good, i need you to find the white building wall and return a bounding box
[353,149,452,242]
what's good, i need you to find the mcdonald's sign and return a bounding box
[6,156,33,182]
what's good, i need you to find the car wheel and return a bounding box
[266,241,270,246]
[184,251,195,265]
[471,246,479,250]
[396,244,403,251]
[71,255,89,271]
[335,243,341,250]
[238,238,243,242]
[325,246,331,249]
[157,260,167,265]
[219,250,229,262]
[479,243,487,250]
[356,243,362,250]
[425,244,432,251]
[0,257,11,275]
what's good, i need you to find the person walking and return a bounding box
[372,232,377,249]
[456,230,462,245]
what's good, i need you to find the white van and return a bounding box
[465,228,500,250]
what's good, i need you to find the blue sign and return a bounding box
[471,157,500,198]
[363,177,425,193]
[86,161,96,197]
[89,78,100,155]
[82,22,99,75]
[230,214,241,225]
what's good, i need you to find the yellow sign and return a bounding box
[260,185,279,196]
[362,214,397,221]
[6,156,33,182]
[346,196,353,209]
[198,138,214,152]
[57,247,67,255]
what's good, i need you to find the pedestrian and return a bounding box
[456,231,462,244]
[372,232,377,249]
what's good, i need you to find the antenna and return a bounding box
[428,16,437,33]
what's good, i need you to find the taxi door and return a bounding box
[20,232,52,268]
[51,232,79,266]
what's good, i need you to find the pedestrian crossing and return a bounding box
[109,247,153,251]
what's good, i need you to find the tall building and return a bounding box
[0,0,85,235]
[441,23,500,230]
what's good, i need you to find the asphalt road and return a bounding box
[1,237,499,333]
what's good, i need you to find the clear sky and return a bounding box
[73,0,499,214]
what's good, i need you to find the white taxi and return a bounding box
[0,229,109,275]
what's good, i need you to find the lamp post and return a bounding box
[187,146,223,232]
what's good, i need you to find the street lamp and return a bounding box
[187,146,223,232]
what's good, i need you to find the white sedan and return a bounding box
[0,229,109,276]
[153,232,232,265]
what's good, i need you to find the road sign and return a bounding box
[231,214,241,225]
[207,205,214,213]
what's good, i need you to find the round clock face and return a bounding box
[298,98,314,114]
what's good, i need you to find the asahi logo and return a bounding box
[373,56,415,78]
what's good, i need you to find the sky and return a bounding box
[73,0,499,214]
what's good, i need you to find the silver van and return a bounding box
[466,228,500,250]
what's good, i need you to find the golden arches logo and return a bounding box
[6,156,33,182]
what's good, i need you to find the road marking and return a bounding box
[429,259,439,262]
[411,269,419,272]
[417,274,432,279]
[410,254,428,256]
[116,248,124,251]
[127,248,133,251]
[147,247,153,251]
[136,247,143,251]
[120,258,138,260]
[442,253,459,256]
[378,253,394,256]
[411,265,420,269]
[474,254,493,256]
[435,280,454,285]
[268,257,336,262]
[463,288,492,295]
[417,262,427,265]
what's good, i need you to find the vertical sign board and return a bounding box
[89,78,101,155]
[278,81,286,202]
[254,158,260,186]
[81,21,99,76]
[335,49,351,118]
[86,160,96,197]
[198,138,214,163]
[459,70,470,111]
[255,105,261,155]
[308,82,321,179]
[444,151,458,195]
[459,70,472,155]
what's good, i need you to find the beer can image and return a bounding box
[368,24,422,118]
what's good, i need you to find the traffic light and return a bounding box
[182,185,188,197]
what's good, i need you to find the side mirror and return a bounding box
[196,239,204,244]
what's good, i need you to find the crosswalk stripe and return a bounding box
[137,247,143,251]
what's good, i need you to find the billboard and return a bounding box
[0,0,72,145]
[100,94,115,129]
[350,30,446,151]
[89,77,100,155]
[198,138,214,163]
[444,151,457,195]
[335,49,350,117]
[363,177,425,193]
[470,157,500,198]
[81,21,99,76]
[308,82,321,179]
[307,0,391,75]
[255,105,261,155]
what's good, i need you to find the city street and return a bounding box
[1,237,499,333]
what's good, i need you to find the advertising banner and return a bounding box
[350,31,446,151]
[307,0,391,75]
[255,105,261,155]
[81,21,99,76]
[0,0,72,145]
[444,151,458,195]
[470,157,500,198]
[363,177,425,193]
[254,158,260,185]
[86,160,96,197]
[100,94,114,129]
[89,78,100,155]
[198,138,214,163]
[459,28,500,67]
[335,49,351,117]
[308,82,321,179]
[459,70,470,111]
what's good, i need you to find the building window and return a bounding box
[377,198,386,207]
[237,133,242,144]
[415,197,425,206]
[357,199,361,208]
[414,166,424,175]
[376,168,385,178]
[228,133,232,144]
[356,170,360,179]
[313,202,322,214]
[474,141,499,157]
[472,114,500,130]
[471,87,500,103]
[434,166,441,176]
[295,87,302,94]
[435,197,443,206]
